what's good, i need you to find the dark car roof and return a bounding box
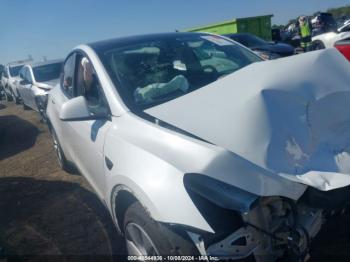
[88,32,209,51]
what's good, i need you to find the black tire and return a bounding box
[35,97,47,123]
[14,95,21,104]
[51,128,70,172]
[15,92,22,104]
[123,201,199,256]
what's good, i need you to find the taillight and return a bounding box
[335,40,350,61]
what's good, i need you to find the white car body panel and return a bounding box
[312,31,350,48]
[103,113,308,232]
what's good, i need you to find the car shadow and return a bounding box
[0,115,40,160]
[0,103,6,110]
[0,177,125,261]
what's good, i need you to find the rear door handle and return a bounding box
[51,99,55,104]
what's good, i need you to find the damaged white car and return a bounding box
[46,32,350,261]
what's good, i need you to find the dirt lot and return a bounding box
[0,101,124,261]
[1,100,350,262]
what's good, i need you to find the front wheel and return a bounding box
[123,201,199,257]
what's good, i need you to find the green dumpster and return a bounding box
[186,15,273,41]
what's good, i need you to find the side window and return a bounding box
[19,68,25,79]
[61,54,76,98]
[25,68,32,83]
[22,68,28,81]
[76,56,109,115]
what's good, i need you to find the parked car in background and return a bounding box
[225,33,295,59]
[312,23,350,49]
[17,59,63,120]
[47,32,350,261]
[1,60,32,103]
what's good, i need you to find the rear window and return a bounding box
[33,62,63,82]
[9,65,24,77]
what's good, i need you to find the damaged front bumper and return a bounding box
[184,174,350,261]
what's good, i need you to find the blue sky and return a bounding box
[1,0,349,64]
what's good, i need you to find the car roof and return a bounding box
[28,59,64,68]
[88,32,209,51]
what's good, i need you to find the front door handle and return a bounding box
[105,156,113,170]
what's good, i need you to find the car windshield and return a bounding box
[9,65,24,77]
[97,34,261,110]
[229,34,268,48]
[33,62,63,82]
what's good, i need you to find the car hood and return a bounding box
[36,79,60,90]
[146,48,350,191]
[252,43,294,55]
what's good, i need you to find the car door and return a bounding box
[64,54,112,199]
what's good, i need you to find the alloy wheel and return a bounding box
[125,222,159,257]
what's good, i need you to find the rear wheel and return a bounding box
[123,201,199,256]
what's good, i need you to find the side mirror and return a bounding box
[59,96,109,121]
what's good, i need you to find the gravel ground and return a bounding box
[1,100,350,262]
[0,101,125,262]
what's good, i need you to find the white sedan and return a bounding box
[47,32,350,261]
[17,60,63,120]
